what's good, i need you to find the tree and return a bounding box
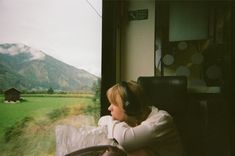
[47,87,54,94]
[92,78,101,102]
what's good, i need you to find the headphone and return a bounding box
[120,81,140,116]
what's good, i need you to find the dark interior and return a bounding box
[101,0,234,156]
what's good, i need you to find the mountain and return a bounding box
[0,43,99,92]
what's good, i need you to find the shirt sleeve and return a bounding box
[107,113,175,151]
[98,115,120,138]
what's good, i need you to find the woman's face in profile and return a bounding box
[108,95,127,121]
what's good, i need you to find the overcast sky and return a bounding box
[0,0,102,77]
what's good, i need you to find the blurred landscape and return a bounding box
[0,94,100,156]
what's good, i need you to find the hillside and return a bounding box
[0,43,98,92]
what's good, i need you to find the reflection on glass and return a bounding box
[206,65,222,79]
[191,53,204,64]
[162,54,174,66]
[175,66,190,77]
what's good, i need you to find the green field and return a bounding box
[0,94,100,156]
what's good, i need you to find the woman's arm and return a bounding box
[98,113,174,151]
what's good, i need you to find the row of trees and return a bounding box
[0,79,101,97]
[0,89,54,94]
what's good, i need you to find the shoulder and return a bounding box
[141,106,173,127]
[148,106,172,120]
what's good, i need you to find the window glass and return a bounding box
[0,0,102,155]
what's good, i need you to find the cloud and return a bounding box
[0,43,45,60]
[0,0,102,76]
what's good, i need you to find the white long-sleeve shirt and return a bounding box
[98,106,184,156]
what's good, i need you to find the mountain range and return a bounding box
[0,43,99,92]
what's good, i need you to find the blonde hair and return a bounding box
[106,81,149,119]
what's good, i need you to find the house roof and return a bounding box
[4,88,21,94]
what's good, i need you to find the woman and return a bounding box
[98,81,184,156]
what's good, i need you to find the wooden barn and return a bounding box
[4,88,21,102]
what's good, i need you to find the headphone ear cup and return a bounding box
[120,81,135,116]
[124,100,130,112]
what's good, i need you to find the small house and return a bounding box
[4,88,21,102]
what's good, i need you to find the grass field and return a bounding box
[0,94,100,156]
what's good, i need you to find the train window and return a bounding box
[0,0,102,155]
